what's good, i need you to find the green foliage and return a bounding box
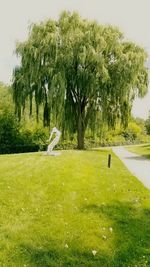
[0,82,14,114]
[145,123,150,135]
[0,81,148,152]
[0,113,19,144]
[0,82,50,154]
[0,110,48,154]
[145,113,150,135]
[122,122,142,141]
[12,11,149,149]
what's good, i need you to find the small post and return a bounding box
[108,154,111,168]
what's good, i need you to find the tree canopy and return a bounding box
[12,11,149,149]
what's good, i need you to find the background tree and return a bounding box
[0,82,14,114]
[145,112,150,135]
[12,11,149,149]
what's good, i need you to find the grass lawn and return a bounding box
[0,149,149,267]
[126,143,150,159]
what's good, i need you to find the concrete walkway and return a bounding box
[112,146,150,190]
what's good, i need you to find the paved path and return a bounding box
[112,146,150,190]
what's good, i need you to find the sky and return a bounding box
[0,0,150,119]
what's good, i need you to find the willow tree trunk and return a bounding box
[77,113,85,150]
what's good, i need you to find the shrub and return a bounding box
[121,122,141,141]
[0,113,20,146]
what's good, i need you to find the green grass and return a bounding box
[0,149,150,267]
[126,143,150,159]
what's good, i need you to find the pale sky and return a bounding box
[0,0,150,119]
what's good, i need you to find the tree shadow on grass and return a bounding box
[18,201,150,267]
[141,153,150,159]
[124,155,150,161]
[82,201,150,267]
[19,242,111,267]
[144,155,150,159]
[140,144,150,148]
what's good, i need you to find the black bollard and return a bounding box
[108,154,111,168]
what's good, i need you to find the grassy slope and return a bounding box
[126,143,150,159]
[0,149,149,267]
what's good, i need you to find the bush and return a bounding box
[0,144,40,154]
[0,113,20,146]
[0,112,149,154]
[145,118,150,135]
[121,122,142,142]
[0,114,44,154]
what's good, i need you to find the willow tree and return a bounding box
[12,11,148,149]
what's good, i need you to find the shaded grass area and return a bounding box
[0,150,149,266]
[126,143,150,159]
